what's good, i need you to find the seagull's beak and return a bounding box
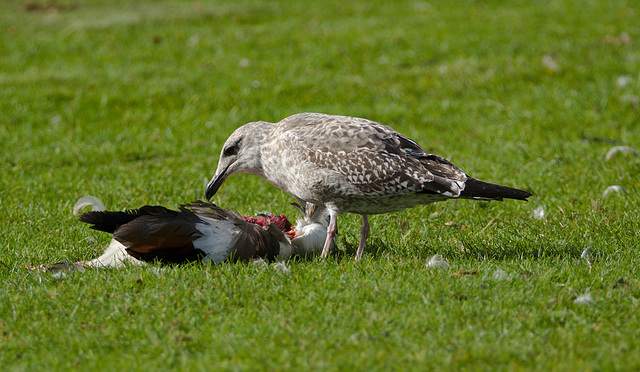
[205,166,229,200]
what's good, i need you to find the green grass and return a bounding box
[2,0,640,370]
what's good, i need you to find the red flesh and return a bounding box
[242,214,293,234]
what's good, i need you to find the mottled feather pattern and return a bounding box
[262,113,467,208]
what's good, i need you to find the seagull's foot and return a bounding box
[321,211,339,258]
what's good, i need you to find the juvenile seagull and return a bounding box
[206,113,532,259]
[65,201,330,269]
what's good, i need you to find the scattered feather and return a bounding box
[601,32,631,45]
[188,34,200,47]
[602,185,625,197]
[50,115,62,125]
[620,95,639,107]
[493,269,508,280]
[605,146,637,161]
[350,332,362,344]
[616,76,633,88]
[425,254,450,270]
[73,196,106,216]
[581,247,595,272]
[580,246,591,260]
[271,262,291,274]
[574,293,594,305]
[541,55,559,72]
[620,32,631,44]
[252,258,268,267]
[532,206,545,220]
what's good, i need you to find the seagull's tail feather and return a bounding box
[460,178,531,201]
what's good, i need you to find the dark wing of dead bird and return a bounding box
[183,200,287,262]
[111,210,205,263]
[80,205,206,264]
[79,206,178,234]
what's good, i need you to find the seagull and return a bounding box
[52,200,330,270]
[205,113,532,259]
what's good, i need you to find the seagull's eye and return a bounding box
[223,144,239,156]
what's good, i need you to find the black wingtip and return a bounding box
[460,178,532,201]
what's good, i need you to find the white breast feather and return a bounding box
[193,217,240,263]
[291,220,327,256]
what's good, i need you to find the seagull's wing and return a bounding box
[277,113,467,198]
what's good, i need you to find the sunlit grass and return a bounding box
[1,0,639,370]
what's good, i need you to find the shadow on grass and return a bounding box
[327,234,586,262]
[329,237,395,262]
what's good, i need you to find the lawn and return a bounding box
[1,0,640,370]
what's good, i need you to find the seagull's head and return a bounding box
[206,121,273,200]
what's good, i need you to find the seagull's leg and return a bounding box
[355,214,370,260]
[321,210,338,258]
